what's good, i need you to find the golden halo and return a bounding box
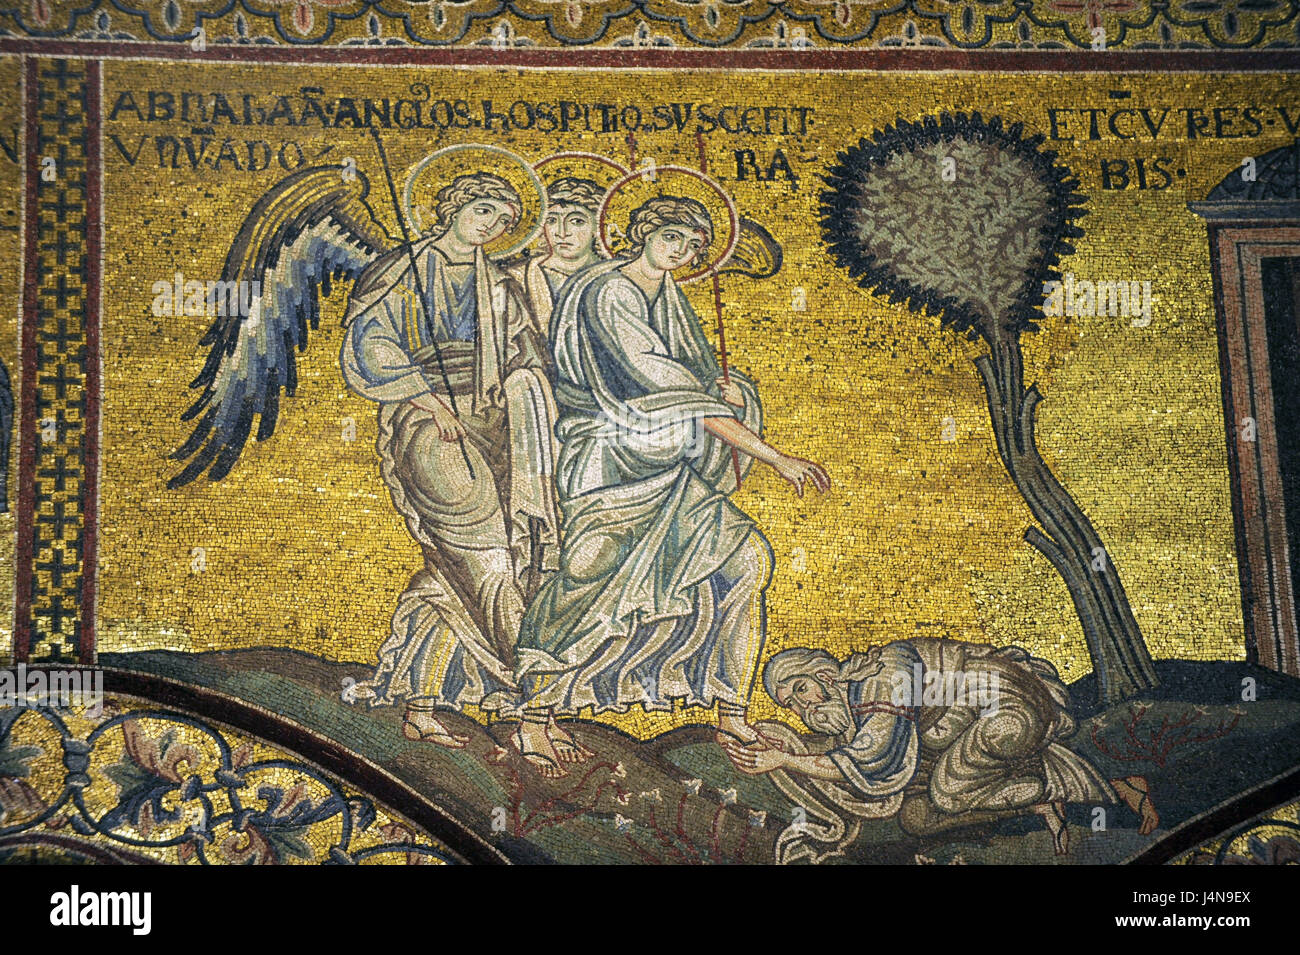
[533,151,630,195]
[403,143,546,257]
[597,165,739,284]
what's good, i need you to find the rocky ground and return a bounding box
[101,648,1300,864]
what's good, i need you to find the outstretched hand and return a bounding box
[772,455,831,497]
[722,737,788,775]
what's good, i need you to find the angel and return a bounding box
[169,152,562,748]
[509,169,828,776]
[505,153,631,358]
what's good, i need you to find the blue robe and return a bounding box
[340,240,561,714]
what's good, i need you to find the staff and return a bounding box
[369,127,475,480]
[696,132,744,492]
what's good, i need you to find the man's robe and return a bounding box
[340,238,560,713]
[762,637,1118,862]
[513,251,585,316]
[830,638,1115,813]
[512,259,772,716]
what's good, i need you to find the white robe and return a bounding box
[512,260,772,716]
[340,239,560,713]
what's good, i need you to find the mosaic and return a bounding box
[0,19,1298,870]
[0,693,462,864]
[3,0,1300,49]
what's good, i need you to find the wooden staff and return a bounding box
[369,128,475,480]
[696,132,744,492]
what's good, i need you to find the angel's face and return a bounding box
[452,198,517,247]
[542,204,597,263]
[643,224,708,273]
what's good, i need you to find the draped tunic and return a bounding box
[514,260,772,715]
[340,239,560,712]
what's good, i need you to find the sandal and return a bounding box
[401,716,469,748]
[513,725,566,779]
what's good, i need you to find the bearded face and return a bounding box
[781,672,854,736]
[803,695,853,736]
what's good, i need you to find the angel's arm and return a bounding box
[700,416,781,467]
[340,275,431,405]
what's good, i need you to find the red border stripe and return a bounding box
[0,40,1298,71]
[14,57,38,662]
[80,59,101,663]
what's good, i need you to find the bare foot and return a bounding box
[716,711,764,747]
[1032,801,1069,855]
[513,721,566,779]
[547,716,594,764]
[402,709,469,748]
[1111,776,1160,835]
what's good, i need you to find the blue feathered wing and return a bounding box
[169,165,396,488]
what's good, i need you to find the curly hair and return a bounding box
[545,176,605,216]
[623,195,714,268]
[427,172,522,238]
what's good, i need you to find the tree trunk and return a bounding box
[975,339,1158,705]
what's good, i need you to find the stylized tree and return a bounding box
[820,112,1157,704]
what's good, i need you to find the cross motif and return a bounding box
[36,545,81,588]
[40,60,84,91]
[38,316,84,352]
[34,592,80,638]
[36,498,79,540]
[23,58,93,667]
[40,230,82,267]
[37,455,80,493]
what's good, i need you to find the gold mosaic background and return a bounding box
[84,64,1276,736]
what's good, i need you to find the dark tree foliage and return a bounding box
[821,111,1087,343]
[820,112,1157,705]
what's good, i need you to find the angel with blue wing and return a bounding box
[170,157,562,749]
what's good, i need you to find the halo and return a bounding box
[533,151,630,194]
[597,165,739,284]
[403,143,546,257]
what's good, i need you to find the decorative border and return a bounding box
[6,36,1300,62]
[15,57,100,666]
[0,675,505,863]
[93,668,511,862]
[0,0,1298,51]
